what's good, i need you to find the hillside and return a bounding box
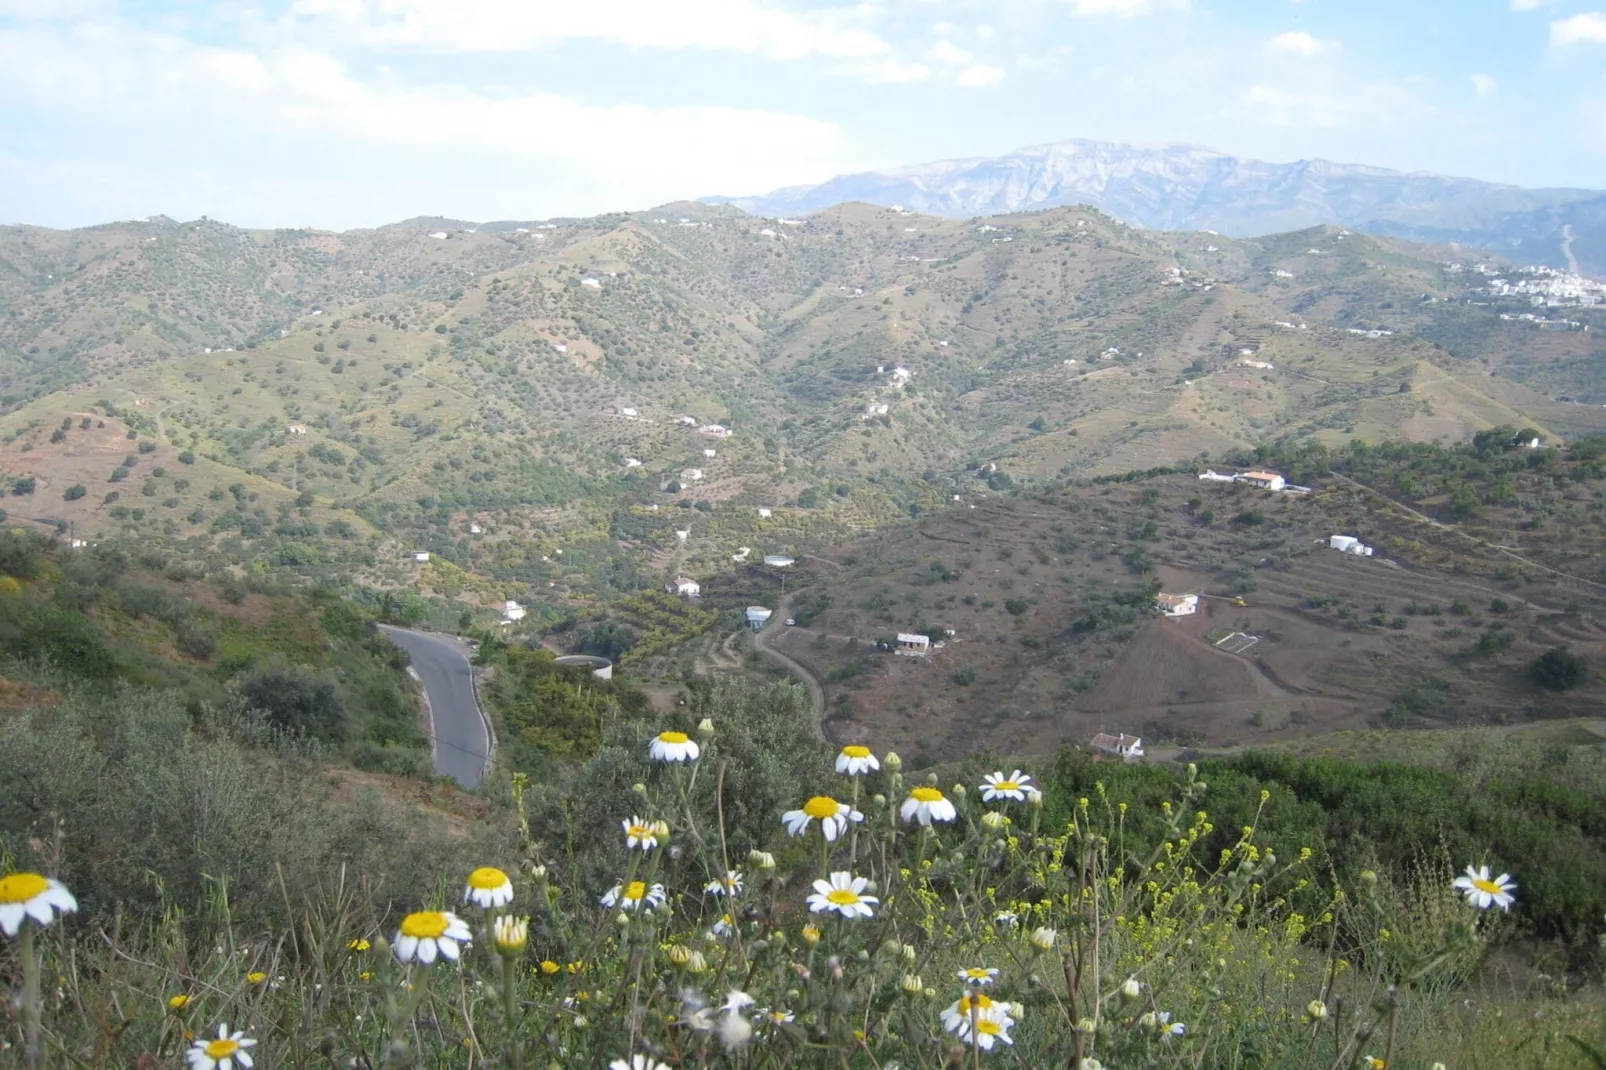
[758,433,1606,765]
[708,138,1606,275]
[1,205,1603,622]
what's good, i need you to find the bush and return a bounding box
[1530,646,1588,691]
[62,484,86,501]
[234,657,345,740]
[178,450,195,464]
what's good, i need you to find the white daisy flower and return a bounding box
[622,816,661,851]
[608,1057,670,1070]
[0,872,77,936]
[492,915,529,957]
[1452,864,1517,911]
[805,871,878,919]
[1029,926,1057,950]
[185,1024,256,1070]
[782,796,864,841]
[711,912,736,938]
[600,880,667,912]
[649,731,699,762]
[900,786,957,826]
[462,867,514,909]
[721,990,757,1013]
[835,745,880,776]
[704,871,744,896]
[941,993,1015,1035]
[760,1008,795,1026]
[994,910,1019,927]
[959,966,1000,986]
[393,911,472,965]
[955,1004,1015,1051]
[979,770,1034,803]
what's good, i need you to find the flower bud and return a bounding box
[528,863,549,885]
[1027,788,1044,810]
[872,793,887,807]
[615,912,631,928]
[952,784,966,799]
[748,850,777,872]
[492,916,530,958]
[1360,870,1377,886]
[687,951,710,974]
[855,949,870,962]
[883,752,902,772]
[981,811,1007,830]
[632,783,648,796]
[1137,1011,1157,1030]
[698,718,716,740]
[925,772,939,786]
[1030,927,1057,950]
[924,987,937,999]
[1120,978,1142,999]
[667,945,693,966]
[902,943,917,963]
[651,819,672,841]
[1306,999,1328,1021]
[901,973,924,994]
[1076,1018,1096,1034]
[801,925,821,945]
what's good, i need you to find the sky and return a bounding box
[1,0,1604,229]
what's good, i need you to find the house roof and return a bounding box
[1090,732,1142,750]
[1156,593,1196,607]
[1241,469,1282,481]
[897,632,930,644]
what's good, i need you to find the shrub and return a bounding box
[62,484,86,501]
[234,657,345,740]
[1530,646,1588,691]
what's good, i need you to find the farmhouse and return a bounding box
[757,508,773,518]
[1329,535,1375,556]
[667,577,701,597]
[412,551,431,562]
[1090,732,1145,761]
[287,424,308,436]
[502,600,526,623]
[700,424,733,439]
[1155,592,1199,617]
[680,468,705,483]
[745,606,773,631]
[896,633,931,657]
[703,448,717,458]
[1237,470,1286,491]
[1197,469,1235,483]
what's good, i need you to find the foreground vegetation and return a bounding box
[3,670,1604,1068]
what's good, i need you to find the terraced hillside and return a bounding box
[2,205,1603,617]
[755,436,1606,765]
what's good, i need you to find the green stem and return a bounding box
[20,920,41,1070]
[502,955,524,1070]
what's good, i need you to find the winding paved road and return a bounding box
[378,625,491,789]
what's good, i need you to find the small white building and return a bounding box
[581,278,602,289]
[619,406,638,417]
[287,424,308,436]
[675,529,689,542]
[757,508,772,519]
[763,554,795,568]
[703,448,717,458]
[680,468,704,483]
[1090,732,1145,762]
[469,523,483,534]
[503,600,526,622]
[700,424,733,439]
[745,606,773,630]
[668,577,701,597]
[677,416,699,426]
[896,633,931,656]
[731,547,751,562]
[625,458,642,468]
[1237,470,1287,491]
[1329,535,1375,556]
[1156,592,1200,617]
[413,551,431,562]
[1197,469,1236,483]
[429,231,448,240]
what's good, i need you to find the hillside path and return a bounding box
[750,599,826,738]
[378,625,493,789]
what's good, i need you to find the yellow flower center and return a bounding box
[625,881,647,900]
[628,825,651,838]
[966,968,991,978]
[0,873,48,904]
[977,1018,1002,1036]
[658,731,689,744]
[167,995,190,1010]
[247,972,267,985]
[541,960,560,974]
[1472,878,1504,896]
[959,994,994,1013]
[399,911,450,939]
[911,787,944,803]
[827,888,861,906]
[995,780,1019,792]
[842,745,871,759]
[468,867,508,890]
[204,1039,240,1059]
[803,796,841,819]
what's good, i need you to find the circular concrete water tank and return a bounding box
[554,654,613,680]
[763,555,796,567]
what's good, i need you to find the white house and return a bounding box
[1239,360,1275,370]
[896,633,931,656]
[619,406,638,417]
[677,416,699,426]
[413,551,431,563]
[625,458,642,468]
[1237,470,1287,491]
[680,468,704,483]
[1197,469,1236,483]
[763,555,795,568]
[1090,732,1145,762]
[287,424,308,436]
[675,530,689,542]
[1329,535,1375,557]
[731,547,751,562]
[581,278,602,289]
[502,600,526,622]
[700,424,733,438]
[469,523,483,534]
[703,448,717,458]
[745,606,773,630]
[1156,593,1200,617]
[668,577,701,597]
[757,508,773,519]
[429,231,448,240]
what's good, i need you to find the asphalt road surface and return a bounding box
[378,625,489,789]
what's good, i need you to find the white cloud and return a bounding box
[976,24,995,39]
[955,63,1005,87]
[928,40,974,65]
[1551,12,1606,45]
[0,21,857,213]
[1239,81,1433,130]
[1510,0,1558,10]
[1066,0,1167,17]
[1471,72,1497,97]
[1265,31,1333,56]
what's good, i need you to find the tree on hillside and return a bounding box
[1530,646,1588,692]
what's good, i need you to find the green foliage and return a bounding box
[480,646,651,768]
[1531,646,1589,691]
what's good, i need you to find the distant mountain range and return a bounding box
[705,139,1606,275]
